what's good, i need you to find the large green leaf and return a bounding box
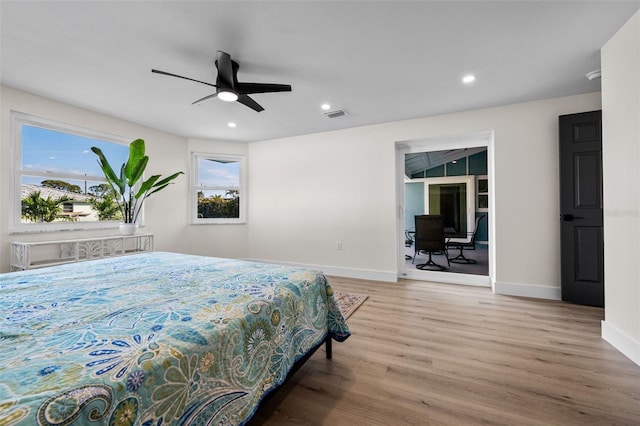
[152,172,184,189]
[91,139,183,223]
[90,147,125,194]
[135,174,161,199]
[135,172,183,199]
[124,139,147,186]
[118,164,127,195]
[129,156,148,187]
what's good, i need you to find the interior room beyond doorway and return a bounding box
[402,144,490,282]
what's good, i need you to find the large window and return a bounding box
[11,111,130,232]
[191,153,246,224]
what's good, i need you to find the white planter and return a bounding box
[119,223,139,236]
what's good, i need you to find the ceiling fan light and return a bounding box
[218,90,238,102]
[462,74,476,84]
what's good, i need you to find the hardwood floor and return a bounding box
[249,277,640,425]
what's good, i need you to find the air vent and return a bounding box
[324,109,346,118]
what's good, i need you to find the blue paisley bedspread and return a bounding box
[0,252,350,425]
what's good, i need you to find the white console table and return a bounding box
[10,234,154,271]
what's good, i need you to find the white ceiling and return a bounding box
[2,1,639,143]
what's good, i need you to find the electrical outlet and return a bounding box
[336,241,342,251]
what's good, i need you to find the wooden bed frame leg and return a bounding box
[325,336,332,359]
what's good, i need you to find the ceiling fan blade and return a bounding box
[216,51,235,88]
[191,93,218,105]
[236,82,292,95]
[155,52,288,112]
[151,69,217,88]
[237,94,264,112]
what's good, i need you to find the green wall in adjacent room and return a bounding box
[446,157,467,176]
[412,150,487,178]
[405,149,489,242]
[469,150,487,175]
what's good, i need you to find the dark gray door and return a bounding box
[559,110,604,307]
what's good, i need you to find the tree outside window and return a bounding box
[12,112,130,231]
[192,153,245,224]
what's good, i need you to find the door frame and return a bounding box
[395,131,495,288]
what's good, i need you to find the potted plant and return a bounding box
[91,138,183,235]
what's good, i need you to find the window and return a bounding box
[476,176,489,211]
[11,111,130,232]
[191,153,246,224]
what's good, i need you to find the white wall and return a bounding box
[248,93,602,295]
[182,138,249,258]
[0,85,190,271]
[601,10,640,366]
[0,87,260,272]
[249,125,397,280]
[1,85,605,301]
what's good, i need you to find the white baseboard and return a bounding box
[601,320,640,367]
[402,269,490,287]
[245,258,398,282]
[493,281,561,300]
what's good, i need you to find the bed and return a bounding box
[0,251,350,425]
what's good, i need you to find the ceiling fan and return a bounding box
[152,51,292,112]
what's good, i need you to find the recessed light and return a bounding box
[462,74,476,84]
[321,103,331,110]
[227,122,237,128]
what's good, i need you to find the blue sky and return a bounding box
[21,124,240,192]
[197,158,239,187]
[21,125,129,187]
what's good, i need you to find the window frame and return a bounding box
[191,152,246,225]
[476,175,489,212]
[10,111,133,234]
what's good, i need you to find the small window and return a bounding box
[11,111,130,232]
[191,153,246,224]
[477,176,489,211]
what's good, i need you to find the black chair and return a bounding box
[405,230,415,260]
[446,215,485,264]
[412,215,449,270]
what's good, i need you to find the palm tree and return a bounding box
[225,189,239,199]
[89,194,123,221]
[21,191,71,223]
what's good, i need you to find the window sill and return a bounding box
[190,220,246,225]
[9,222,144,235]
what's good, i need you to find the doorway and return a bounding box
[437,184,464,232]
[424,175,475,235]
[396,132,495,287]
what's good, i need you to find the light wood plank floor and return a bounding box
[249,277,640,425]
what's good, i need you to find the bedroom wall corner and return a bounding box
[247,93,602,288]
[247,126,398,280]
[0,85,190,272]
